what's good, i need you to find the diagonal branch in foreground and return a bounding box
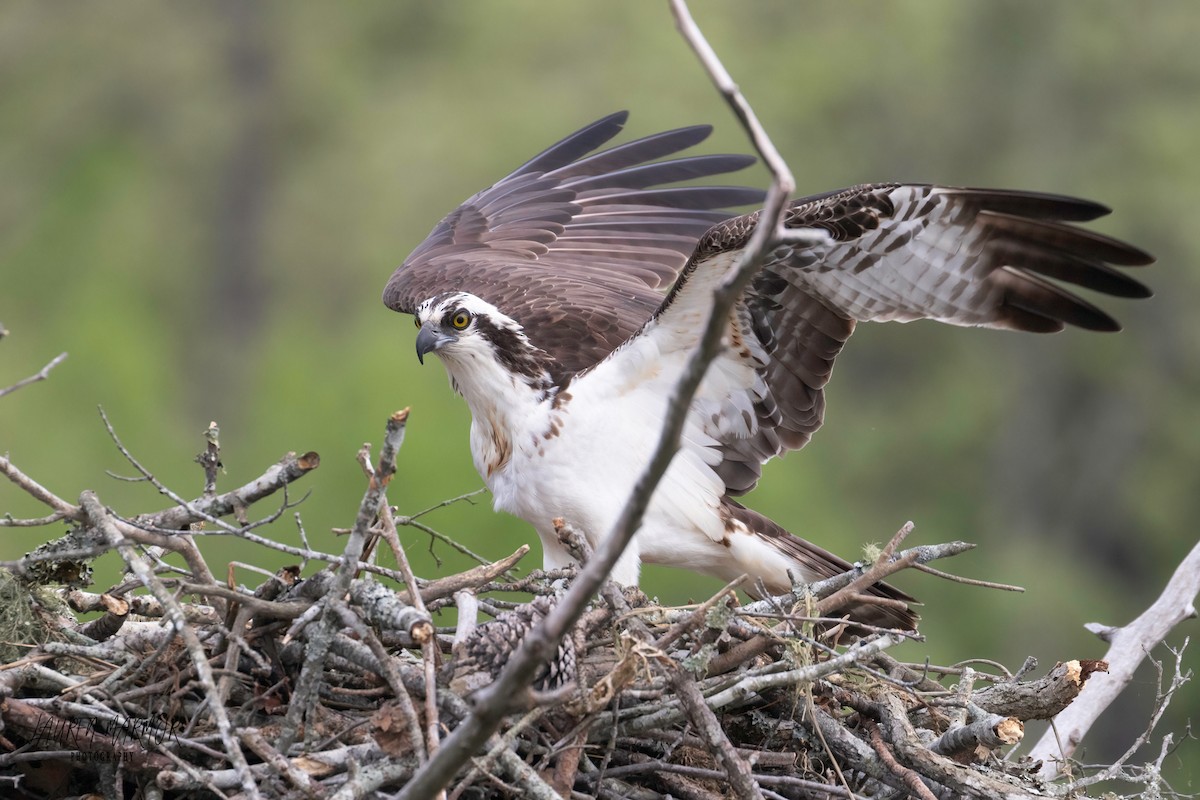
[395,4,799,797]
[276,410,410,756]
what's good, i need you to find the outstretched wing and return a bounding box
[637,183,1154,495]
[382,111,763,375]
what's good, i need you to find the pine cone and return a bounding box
[451,595,575,695]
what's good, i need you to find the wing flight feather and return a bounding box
[387,117,1152,496]
[383,112,763,374]
[635,183,1152,494]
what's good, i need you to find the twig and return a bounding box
[396,515,498,569]
[331,601,426,766]
[737,536,972,619]
[948,666,976,728]
[144,449,321,532]
[706,536,968,677]
[196,421,222,498]
[0,453,83,521]
[874,693,1041,800]
[697,635,905,718]
[0,510,73,527]
[99,406,242,535]
[452,590,479,658]
[670,0,797,200]
[815,522,915,621]
[239,729,315,795]
[652,575,746,651]
[0,351,68,398]
[404,487,489,520]
[911,562,1025,592]
[864,720,939,800]
[589,762,860,799]
[419,545,530,603]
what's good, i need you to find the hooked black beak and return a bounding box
[415,324,453,365]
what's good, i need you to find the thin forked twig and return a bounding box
[911,562,1025,592]
[0,351,68,399]
[403,487,489,521]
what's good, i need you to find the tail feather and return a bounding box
[721,499,919,632]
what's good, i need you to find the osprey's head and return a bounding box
[414,292,520,364]
[413,292,554,389]
[412,293,492,367]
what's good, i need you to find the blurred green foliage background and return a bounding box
[2,0,1197,783]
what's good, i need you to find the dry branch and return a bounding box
[973,659,1107,721]
[0,351,68,399]
[145,449,321,532]
[1027,538,1200,778]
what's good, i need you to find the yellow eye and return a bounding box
[413,316,421,329]
[450,310,471,330]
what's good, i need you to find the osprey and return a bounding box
[383,112,1152,630]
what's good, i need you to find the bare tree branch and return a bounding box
[1027,537,1200,776]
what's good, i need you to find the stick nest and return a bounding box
[0,418,1114,800]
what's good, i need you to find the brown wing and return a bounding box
[382,111,763,374]
[685,184,1154,494]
